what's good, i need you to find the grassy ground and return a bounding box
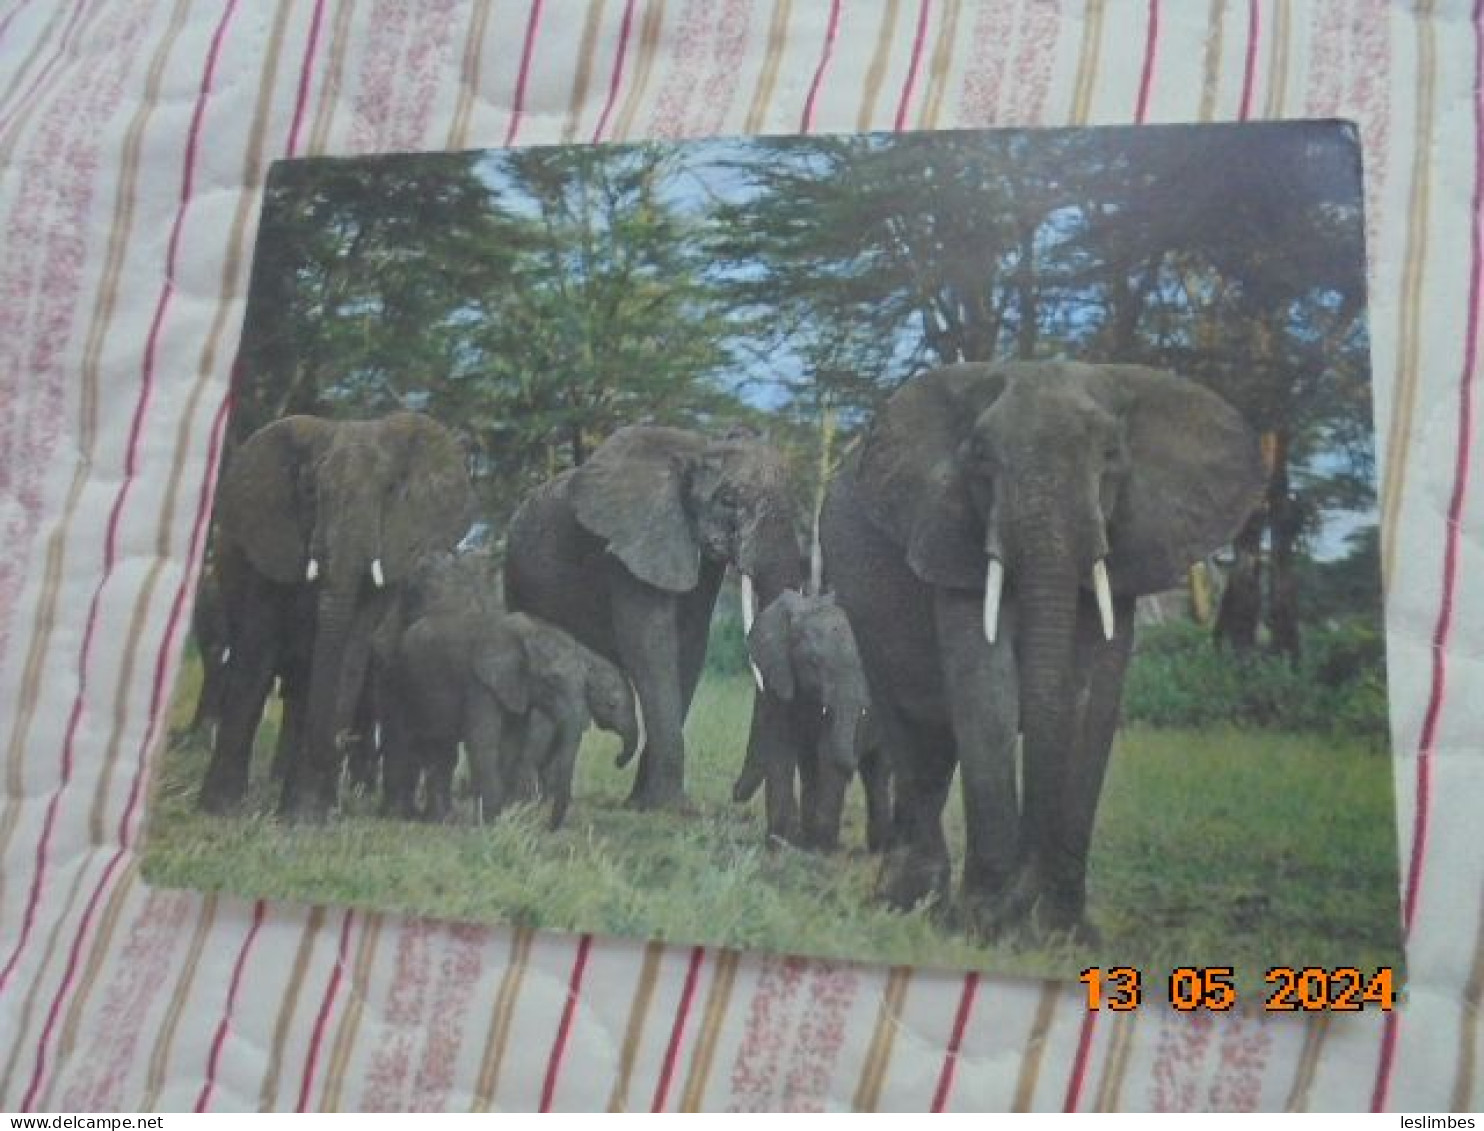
[143,659,1404,994]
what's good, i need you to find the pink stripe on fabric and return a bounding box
[298,910,355,1112]
[0,0,91,136]
[503,0,544,146]
[592,0,637,143]
[1135,0,1159,123]
[1238,0,1260,119]
[18,334,232,1114]
[411,925,489,1111]
[779,963,858,1110]
[652,946,705,1111]
[0,0,242,1003]
[0,0,36,49]
[1373,0,1484,1110]
[194,901,267,1112]
[286,0,327,156]
[892,0,932,131]
[799,0,842,132]
[930,972,979,1111]
[539,934,594,1112]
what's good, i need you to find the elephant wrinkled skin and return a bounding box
[821,361,1264,939]
[199,412,474,820]
[505,425,804,810]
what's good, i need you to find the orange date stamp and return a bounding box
[1079,966,1397,1012]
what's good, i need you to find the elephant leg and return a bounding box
[199,575,282,814]
[611,571,689,810]
[542,718,583,831]
[504,713,542,803]
[1036,593,1136,937]
[859,736,893,854]
[422,740,457,822]
[466,697,509,823]
[271,677,306,785]
[677,559,724,716]
[346,673,381,793]
[519,710,558,804]
[874,697,955,911]
[934,589,1021,933]
[801,746,849,855]
[750,697,799,845]
[379,700,420,820]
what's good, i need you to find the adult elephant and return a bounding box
[505,425,803,809]
[821,361,1264,939]
[199,412,474,820]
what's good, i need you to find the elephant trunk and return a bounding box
[1014,551,1081,872]
[297,583,358,816]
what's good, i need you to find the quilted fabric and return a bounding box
[0,0,1479,1111]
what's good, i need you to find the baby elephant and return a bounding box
[384,603,641,828]
[733,590,890,852]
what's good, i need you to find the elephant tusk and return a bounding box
[219,646,231,666]
[371,558,385,588]
[1093,558,1115,641]
[305,557,320,582]
[631,681,647,761]
[983,556,1004,645]
[740,573,764,692]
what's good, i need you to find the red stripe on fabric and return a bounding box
[287,0,327,156]
[1238,0,1260,119]
[930,972,979,1111]
[298,910,355,1112]
[0,0,91,136]
[539,934,594,1111]
[194,901,266,1112]
[1135,0,1159,123]
[892,0,933,130]
[651,945,705,1112]
[16,852,126,1110]
[1064,1005,1098,1111]
[15,390,229,1109]
[592,0,637,143]
[0,0,241,1004]
[503,0,544,146]
[800,0,842,132]
[1373,0,1484,1108]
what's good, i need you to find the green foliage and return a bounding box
[1123,619,1389,743]
[704,597,749,677]
[236,127,1383,640]
[147,660,1402,985]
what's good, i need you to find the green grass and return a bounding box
[143,659,1404,994]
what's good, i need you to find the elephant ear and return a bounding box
[380,413,475,584]
[472,622,530,716]
[1091,365,1266,596]
[569,426,703,592]
[855,364,1007,589]
[216,415,333,584]
[748,590,803,701]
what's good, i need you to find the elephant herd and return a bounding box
[185,360,1263,943]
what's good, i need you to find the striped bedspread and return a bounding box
[0,0,1479,1112]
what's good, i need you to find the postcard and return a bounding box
[143,120,1403,995]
